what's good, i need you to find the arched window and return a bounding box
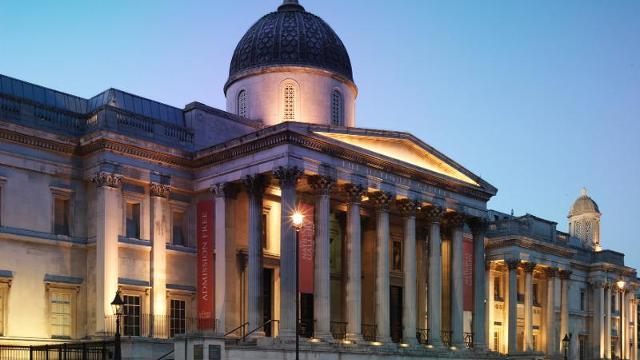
[283,82,296,121]
[331,90,344,126]
[237,90,248,117]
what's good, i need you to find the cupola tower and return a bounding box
[568,188,601,251]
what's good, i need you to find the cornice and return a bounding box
[486,236,576,258]
[0,127,76,154]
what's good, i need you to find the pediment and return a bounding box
[314,131,480,186]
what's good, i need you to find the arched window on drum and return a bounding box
[331,89,344,126]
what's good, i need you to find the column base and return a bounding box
[313,331,334,343]
[345,333,364,344]
[426,338,445,350]
[401,336,419,347]
[373,336,393,345]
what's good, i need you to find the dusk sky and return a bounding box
[1,1,639,268]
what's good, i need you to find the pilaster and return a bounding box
[150,181,171,335]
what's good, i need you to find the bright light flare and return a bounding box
[291,210,305,230]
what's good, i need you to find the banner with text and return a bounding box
[463,235,473,311]
[298,203,315,294]
[197,200,215,329]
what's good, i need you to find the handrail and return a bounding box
[242,319,279,342]
[225,322,249,338]
[157,349,174,360]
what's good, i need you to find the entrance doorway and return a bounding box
[300,293,314,338]
[390,286,403,343]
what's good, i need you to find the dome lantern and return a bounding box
[568,188,601,251]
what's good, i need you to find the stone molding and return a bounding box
[369,191,394,213]
[397,199,419,218]
[243,174,267,196]
[150,182,171,198]
[308,175,335,195]
[273,166,303,187]
[544,267,559,278]
[211,182,239,199]
[91,172,123,189]
[343,183,366,204]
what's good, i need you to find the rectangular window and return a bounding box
[54,198,70,236]
[533,283,539,305]
[494,277,502,300]
[579,336,586,360]
[580,289,585,311]
[126,203,141,239]
[391,240,402,271]
[50,292,72,338]
[170,299,186,337]
[172,211,185,246]
[123,295,141,336]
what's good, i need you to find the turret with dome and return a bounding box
[568,188,601,251]
[225,0,357,127]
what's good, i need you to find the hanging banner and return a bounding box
[197,200,215,329]
[463,235,474,311]
[298,203,315,294]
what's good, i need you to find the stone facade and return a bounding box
[0,1,636,360]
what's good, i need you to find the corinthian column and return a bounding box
[150,182,171,335]
[422,205,444,347]
[545,267,558,355]
[605,283,612,359]
[370,191,393,343]
[344,184,366,342]
[243,175,266,337]
[398,199,419,346]
[523,262,536,351]
[211,182,238,335]
[559,269,571,352]
[506,259,520,354]
[469,218,488,350]
[308,175,335,341]
[91,171,123,335]
[273,166,303,340]
[446,212,465,348]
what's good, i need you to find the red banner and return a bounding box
[197,200,215,328]
[298,203,314,294]
[463,235,473,311]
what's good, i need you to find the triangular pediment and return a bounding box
[314,131,480,186]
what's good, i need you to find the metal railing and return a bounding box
[330,321,347,341]
[0,341,114,360]
[224,322,249,338]
[464,332,473,348]
[104,314,217,339]
[362,324,377,342]
[416,328,429,345]
[441,330,452,347]
[242,319,279,342]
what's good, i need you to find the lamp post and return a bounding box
[617,279,626,360]
[110,290,124,360]
[291,210,305,360]
[562,333,571,360]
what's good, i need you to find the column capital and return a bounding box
[559,269,572,280]
[343,183,366,204]
[544,267,559,278]
[397,199,419,218]
[485,260,494,271]
[243,174,267,195]
[420,205,443,224]
[273,166,303,187]
[308,175,335,195]
[522,262,537,273]
[369,191,394,213]
[211,182,239,199]
[506,259,521,270]
[443,211,465,230]
[150,182,171,198]
[467,217,489,233]
[91,171,123,189]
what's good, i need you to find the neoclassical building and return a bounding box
[0,1,636,359]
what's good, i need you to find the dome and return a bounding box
[226,0,353,91]
[568,188,600,217]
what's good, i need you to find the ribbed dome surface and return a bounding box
[569,189,600,217]
[227,1,353,87]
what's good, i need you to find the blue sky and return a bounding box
[1,1,639,268]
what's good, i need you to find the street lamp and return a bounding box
[562,333,571,360]
[617,279,626,360]
[111,290,124,360]
[291,209,305,360]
